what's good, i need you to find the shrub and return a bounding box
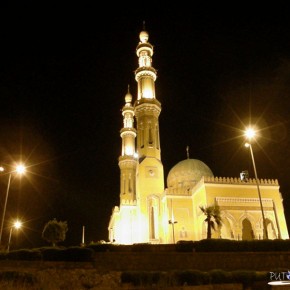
[0,252,7,260]
[6,249,41,261]
[87,243,113,252]
[174,270,210,285]
[175,240,195,252]
[41,247,65,261]
[109,244,132,252]
[209,269,233,284]
[121,271,165,286]
[62,247,94,261]
[232,270,256,287]
[193,238,290,252]
[0,271,36,285]
[120,270,271,287]
[132,243,152,252]
[255,271,268,281]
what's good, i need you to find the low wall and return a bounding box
[1,251,289,289]
[0,262,254,290]
[92,251,290,271]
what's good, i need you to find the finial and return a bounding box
[143,21,146,31]
[125,84,132,104]
[186,146,190,159]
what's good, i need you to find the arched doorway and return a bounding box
[242,218,254,240]
[266,218,277,239]
[220,217,233,239]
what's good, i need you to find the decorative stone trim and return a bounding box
[204,176,279,186]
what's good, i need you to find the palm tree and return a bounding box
[200,205,222,239]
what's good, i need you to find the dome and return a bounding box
[124,85,133,104]
[167,158,214,188]
[139,30,149,43]
[125,91,132,104]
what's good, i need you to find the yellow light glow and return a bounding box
[13,220,22,229]
[15,164,26,174]
[143,89,152,99]
[125,147,134,156]
[245,128,256,140]
[118,209,134,244]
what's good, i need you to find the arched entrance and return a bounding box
[242,218,254,240]
[266,218,277,239]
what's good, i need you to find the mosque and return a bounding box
[108,28,289,244]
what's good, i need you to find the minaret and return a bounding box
[134,26,164,243]
[118,86,138,205]
[134,29,161,160]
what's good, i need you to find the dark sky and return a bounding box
[1,5,290,248]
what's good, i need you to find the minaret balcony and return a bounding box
[134,99,161,115]
[136,43,153,56]
[135,66,156,77]
[122,107,134,115]
[120,128,137,136]
[118,155,138,163]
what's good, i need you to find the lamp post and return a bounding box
[168,199,178,243]
[0,164,26,246]
[7,220,22,252]
[168,218,178,244]
[245,128,268,239]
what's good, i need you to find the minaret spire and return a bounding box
[143,20,146,31]
[118,87,137,204]
[186,146,190,159]
[134,27,161,160]
[133,27,164,243]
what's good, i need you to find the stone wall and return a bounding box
[92,251,290,271]
[1,251,289,289]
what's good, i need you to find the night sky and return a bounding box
[1,6,290,248]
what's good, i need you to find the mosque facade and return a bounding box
[108,28,289,244]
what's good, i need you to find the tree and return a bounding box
[42,218,68,247]
[200,205,222,239]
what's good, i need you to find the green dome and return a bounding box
[167,158,214,188]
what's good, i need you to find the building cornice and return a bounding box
[203,176,279,186]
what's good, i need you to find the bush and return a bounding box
[109,244,132,252]
[175,240,195,252]
[174,270,210,286]
[0,271,36,285]
[87,243,113,252]
[255,271,268,281]
[193,239,231,252]
[41,247,65,261]
[232,270,257,287]
[0,252,7,260]
[62,247,94,261]
[132,243,153,252]
[6,249,41,261]
[209,269,233,284]
[120,269,267,287]
[193,238,290,252]
[121,271,165,286]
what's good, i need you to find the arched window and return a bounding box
[148,196,159,240]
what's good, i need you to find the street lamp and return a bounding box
[168,199,178,243]
[0,164,26,246]
[245,128,268,239]
[168,218,178,244]
[7,220,22,252]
